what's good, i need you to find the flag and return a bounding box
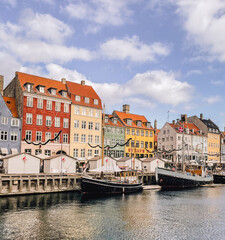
[23,157,26,161]
[62,157,65,162]
[179,127,184,133]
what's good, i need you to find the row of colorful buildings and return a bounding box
[0,72,155,160]
[0,72,225,166]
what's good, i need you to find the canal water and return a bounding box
[0,186,225,240]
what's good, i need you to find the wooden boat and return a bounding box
[81,170,143,195]
[156,166,213,190]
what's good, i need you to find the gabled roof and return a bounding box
[3,97,19,118]
[168,121,203,136]
[66,81,102,109]
[114,110,153,130]
[201,119,220,132]
[16,72,70,100]
[105,114,124,128]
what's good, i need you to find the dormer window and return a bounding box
[84,97,90,103]
[61,91,67,98]
[146,122,151,128]
[105,116,108,123]
[25,83,33,92]
[94,99,98,105]
[51,89,56,95]
[137,121,142,127]
[37,85,45,93]
[75,95,80,101]
[113,118,117,124]
[126,119,132,126]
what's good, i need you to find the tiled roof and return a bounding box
[201,119,220,131]
[3,97,19,117]
[105,114,124,127]
[16,72,70,100]
[66,81,102,109]
[169,122,203,136]
[114,110,153,130]
[154,129,160,141]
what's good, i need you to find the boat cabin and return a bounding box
[185,165,203,176]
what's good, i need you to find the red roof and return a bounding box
[169,122,202,136]
[154,129,160,141]
[3,97,19,117]
[16,72,70,100]
[105,114,124,127]
[114,110,153,130]
[66,81,102,109]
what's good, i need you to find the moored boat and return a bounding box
[213,172,225,184]
[156,166,213,190]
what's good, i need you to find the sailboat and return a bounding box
[81,106,143,195]
[155,124,213,189]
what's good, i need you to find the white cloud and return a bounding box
[211,80,225,86]
[100,36,170,62]
[186,69,202,76]
[127,70,194,106]
[63,0,134,32]
[2,0,17,8]
[203,95,221,104]
[176,0,225,62]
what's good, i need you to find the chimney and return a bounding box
[0,75,3,95]
[61,78,66,84]
[81,80,85,86]
[181,114,187,123]
[154,119,157,129]
[123,104,130,114]
[200,113,203,120]
[176,119,179,123]
[172,120,175,125]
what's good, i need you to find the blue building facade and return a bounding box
[0,94,21,156]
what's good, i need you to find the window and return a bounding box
[136,141,139,148]
[37,98,43,109]
[0,131,7,141]
[136,130,140,136]
[73,149,78,158]
[112,128,115,134]
[64,103,69,113]
[146,123,151,128]
[45,150,51,156]
[26,113,32,124]
[82,121,86,129]
[95,110,100,118]
[55,117,60,127]
[51,89,56,95]
[35,149,42,155]
[95,136,100,144]
[74,133,79,142]
[81,149,85,157]
[26,84,33,92]
[46,116,52,127]
[141,130,144,136]
[88,149,92,157]
[94,99,98,105]
[145,131,148,137]
[1,117,8,125]
[63,118,69,128]
[132,129,135,135]
[36,115,43,126]
[54,133,60,142]
[95,123,100,131]
[39,86,45,93]
[145,142,148,148]
[61,91,67,98]
[74,120,79,128]
[127,119,132,125]
[88,135,93,143]
[94,149,99,156]
[126,128,130,135]
[46,100,52,110]
[45,132,51,141]
[88,122,93,130]
[11,118,19,127]
[10,132,18,141]
[63,134,68,143]
[25,130,32,141]
[89,109,93,117]
[36,131,42,142]
[141,141,144,148]
[27,97,33,107]
[81,134,86,143]
[74,106,79,115]
[55,102,61,112]
[149,142,153,148]
[84,97,90,103]
[75,95,80,102]
[25,149,31,154]
[137,121,142,127]
[82,107,86,116]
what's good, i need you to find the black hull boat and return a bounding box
[81,176,143,195]
[213,173,225,184]
[156,167,213,190]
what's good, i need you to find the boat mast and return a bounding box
[101,104,105,166]
[182,121,185,172]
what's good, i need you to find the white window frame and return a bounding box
[74,133,79,142]
[63,118,69,128]
[0,131,8,141]
[10,131,18,141]
[26,113,33,124]
[64,103,69,113]
[74,106,80,115]
[74,120,79,128]
[94,99,98,105]
[46,100,52,110]
[55,102,61,112]
[25,130,32,141]
[55,117,60,127]
[45,132,51,141]
[63,133,68,143]
[37,98,43,109]
[75,95,80,102]
[84,97,90,103]
[11,118,19,127]
[36,115,43,126]
[27,97,33,107]
[36,131,42,142]
[1,117,8,125]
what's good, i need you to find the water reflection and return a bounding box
[0,187,225,239]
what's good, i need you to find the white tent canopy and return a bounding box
[89,164,121,173]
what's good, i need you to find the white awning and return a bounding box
[1,148,8,154]
[11,148,18,155]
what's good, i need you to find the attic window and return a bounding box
[113,118,117,124]
[127,119,132,126]
[84,97,90,103]
[26,84,33,92]
[61,91,67,98]
[105,116,108,123]
[137,121,142,127]
[94,99,98,105]
[39,86,45,93]
[75,95,80,101]
[146,122,151,128]
[51,89,56,95]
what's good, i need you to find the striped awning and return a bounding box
[1,148,8,154]
[11,148,18,154]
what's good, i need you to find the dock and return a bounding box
[143,185,161,190]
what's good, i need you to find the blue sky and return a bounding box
[1,0,225,130]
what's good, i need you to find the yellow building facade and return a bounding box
[208,132,220,162]
[67,81,102,159]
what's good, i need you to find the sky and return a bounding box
[1,0,225,130]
